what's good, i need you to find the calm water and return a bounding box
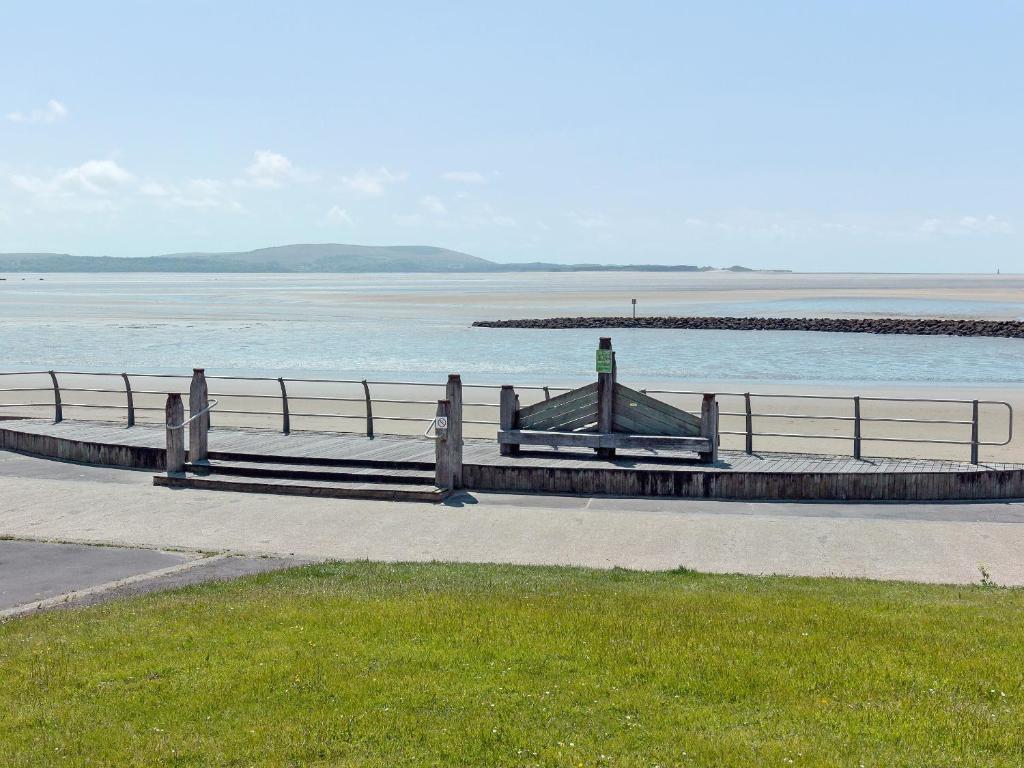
[1,272,1022,385]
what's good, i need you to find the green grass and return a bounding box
[2,562,1024,767]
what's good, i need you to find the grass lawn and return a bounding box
[2,562,1023,767]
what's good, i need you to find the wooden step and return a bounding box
[187,459,435,485]
[154,473,448,503]
[206,450,435,472]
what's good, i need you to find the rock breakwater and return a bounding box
[472,316,1024,338]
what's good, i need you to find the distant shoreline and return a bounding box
[0,244,784,274]
[473,316,1024,339]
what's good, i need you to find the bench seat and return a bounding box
[498,429,711,453]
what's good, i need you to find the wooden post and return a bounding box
[165,393,185,474]
[971,399,980,465]
[48,370,62,423]
[362,379,374,438]
[189,368,209,464]
[699,393,719,463]
[499,385,519,456]
[122,373,135,427]
[433,399,461,490]
[446,374,463,487]
[853,396,862,460]
[596,337,616,458]
[276,377,290,434]
[744,392,753,454]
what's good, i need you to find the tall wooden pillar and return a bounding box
[189,368,209,464]
[445,374,463,487]
[596,337,616,458]
[165,393,185,474]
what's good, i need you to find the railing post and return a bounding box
[165,393,185,474]
[48,370,62,423]
[362,379,374,439]
[189,368,209,464]
[122,373,135,427]
[433,399,462,490]
[853,396,862,460]
[499,385,519,456]
[278,377,290,434]
[971,399,980,465]
[744,392,753,454]
[542,386,550,401]
[699,393,719,463]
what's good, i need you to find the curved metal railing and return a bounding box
[0,369,1015,463]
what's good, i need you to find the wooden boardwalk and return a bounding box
[2,419,1023,501]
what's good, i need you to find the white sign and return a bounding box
[435,416,449,430]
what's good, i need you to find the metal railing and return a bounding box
[0,370,1014,463]
[166,399,219,430]
[641,388,1013,464]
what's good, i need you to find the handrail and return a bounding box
[166,399,219,430]
[0,368,1015,463]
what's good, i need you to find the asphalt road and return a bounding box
[0,539,192,610]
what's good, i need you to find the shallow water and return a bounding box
[1,272,1022,385]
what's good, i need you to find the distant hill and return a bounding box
[0,244,784,273]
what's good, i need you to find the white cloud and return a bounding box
[419,195,447,216]
[325,205,354,226]
[238,150,309,189]
[11,159,134,197]
[7,99,68,124]
[441,170,487,184]
[342,167,408,197]
[569,212,609,229]
[919,215,1014,236]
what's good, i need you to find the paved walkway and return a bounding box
[2,451,1023,586]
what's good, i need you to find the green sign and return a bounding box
[596,349,613,374]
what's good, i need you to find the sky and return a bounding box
[1,1,1021,272]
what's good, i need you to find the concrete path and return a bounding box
[1,451,1023,586]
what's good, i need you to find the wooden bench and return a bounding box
[498,338,719,463]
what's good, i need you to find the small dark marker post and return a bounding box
[631,298,636,318]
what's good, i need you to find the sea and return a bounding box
[1,272,1022,387]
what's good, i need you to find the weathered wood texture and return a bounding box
[165,394,185,474]
[596,337,615,458]
[499,385,519,456]
[4,419,1023,501]
[517,383,598,431]
[446,374,463,488]
[433,399,458,489]
[614,384,700,436]
[699,394,719,463]
[498,430,711,451]
[189,368,209,463]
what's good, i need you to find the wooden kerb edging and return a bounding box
[2,420,1022,501]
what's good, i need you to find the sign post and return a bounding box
[596,337,616,458]
[631,298,637,318]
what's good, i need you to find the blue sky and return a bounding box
[1,1,1021,271]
